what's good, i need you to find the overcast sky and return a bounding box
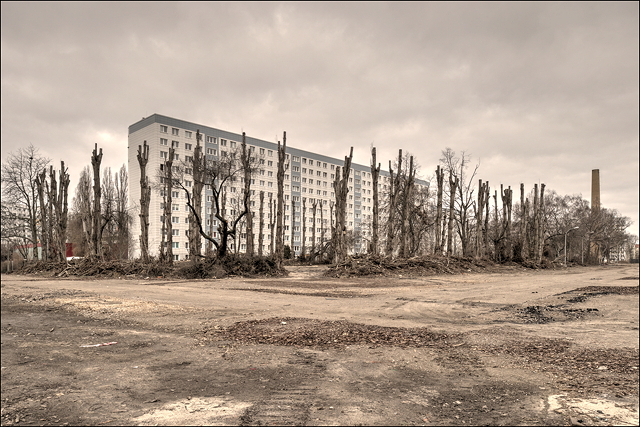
[2,2,638,236]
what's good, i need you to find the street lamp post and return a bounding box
[565,226,579,266]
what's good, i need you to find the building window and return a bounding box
[230,141,236,148]
[172,229,179,236]
[172,216,179,223]
[259,148,265,155]
[206,136,215,143]
[185,180,192,187]
[172,191,179,198]
[172,128,179,136]
[160,138,168,146]
[172,141,179,148]
[160,125,168,133]
[172,242,179,249]
[268,150,273,157]
[173,153,179,161]
[160,151,168,159]
[185,143,192,150]
[185,131,192,138]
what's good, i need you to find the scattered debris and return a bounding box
[201,317,460,348]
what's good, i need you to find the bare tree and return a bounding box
[114,165,131,260]
[1,145,51,259]
[177,139,260,259]
[35,169,50,260]
[441,149,478,257]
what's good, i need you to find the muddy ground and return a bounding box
[1,263,638,426]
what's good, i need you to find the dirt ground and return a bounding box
[1,263,638,426]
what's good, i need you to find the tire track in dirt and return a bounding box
[239,351,323,426]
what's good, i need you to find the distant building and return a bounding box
[128,114,425,260]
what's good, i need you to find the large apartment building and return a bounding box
[128,114,409,260]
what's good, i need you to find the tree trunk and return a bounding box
[501,184,513,260]
[446,171,458,256]
[190,131,204,264]
[311,200,317,261]
[332,147,353,264]
[35,170,48,261]
[91,144,103,259]
[258,191,264,257]
[483,185,490,258]
[386,151,402,257]
[320,201,325,260]
[269,195,275,255]
[475,179,489,259]
[137,141,151,263]
[370,147,381,256]
[275,134,287,267]
[434,165,445,255]
[520,184,527,261]
[399,155,414,258]
[57,161,70,262]
[533,184,539,261]
[538,183,546,263]
[301,198,306,259]
[242,133,254,257]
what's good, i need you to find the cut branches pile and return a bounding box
[325,254,496,278]
[13,256,288,279]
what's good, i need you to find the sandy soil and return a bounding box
[1,263,638,426]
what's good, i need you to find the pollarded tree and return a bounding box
[370,147,381,256]
[332,147,353,264]
[137,141,151,262]
[275,133,288,267]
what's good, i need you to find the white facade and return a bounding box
[128,114,403,260]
